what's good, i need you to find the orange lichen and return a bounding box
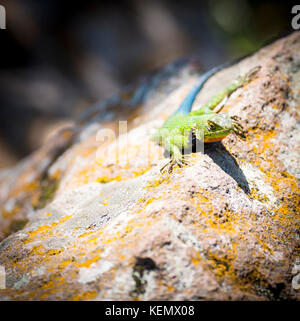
[78,231,95,238]
[251,130,277,156]
[194,191,238,235]
[30,245,46,256]
[97,175,122,184]
[71,290,98,301]
[24,215,72,243]
[74,255,101,268]
[146,174,170,190]
[191,251,201,265]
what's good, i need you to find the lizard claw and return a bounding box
[231,115,246,139]
[160,156,189,173]
[228,67,260,140]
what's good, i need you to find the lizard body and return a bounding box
[152,64,260,172]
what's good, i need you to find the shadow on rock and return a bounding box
[203,142,250,194]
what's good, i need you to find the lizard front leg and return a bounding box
[160,134,189,173]
[161,145,189,173]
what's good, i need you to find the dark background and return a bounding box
[0,0,296,168]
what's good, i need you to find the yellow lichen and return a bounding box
[71,290,98,301]
[97,176,122,184]
[24,215,72,243]
[74,255,101,268]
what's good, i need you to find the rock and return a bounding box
[0,32,299,301]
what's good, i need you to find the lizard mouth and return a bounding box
[231,116,245,138]
[204,134,229,143]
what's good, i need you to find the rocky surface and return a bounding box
[0,32,299,301]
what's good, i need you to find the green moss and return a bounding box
[9,219,29,233]
[34,179,59,209]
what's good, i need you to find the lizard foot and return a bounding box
[234,66,261,89]
[243,65,261,84]
[231,115,246,139]
[160,156,189,173]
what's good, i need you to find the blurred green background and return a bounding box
[0,0,296,167]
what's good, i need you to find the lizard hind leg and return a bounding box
[243,66,261,83]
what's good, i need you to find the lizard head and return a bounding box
[194,114,245,142]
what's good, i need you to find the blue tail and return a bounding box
[173,61,234,115]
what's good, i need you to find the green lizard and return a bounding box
[152,64,261,173]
